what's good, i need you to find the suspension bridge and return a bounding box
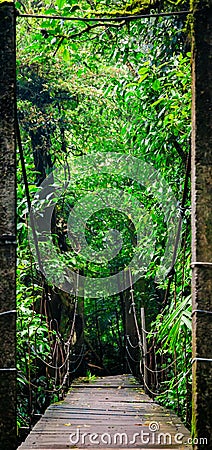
[17,375,191,450]
[0,2,211,450]
[15,274,193,450]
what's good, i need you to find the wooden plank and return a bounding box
[18,375,191,450]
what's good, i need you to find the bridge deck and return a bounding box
[18,375,191,450]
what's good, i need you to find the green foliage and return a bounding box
[85,370,97,381]
[16,0,192,435]
[17,259,55,428]
[154,295,191,349]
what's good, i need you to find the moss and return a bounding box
[91,0,158,17]
[190,0,212,41]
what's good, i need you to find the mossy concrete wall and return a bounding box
[191,0,212,447]
[0,2,16,449]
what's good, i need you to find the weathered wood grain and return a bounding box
[18,375,191,450]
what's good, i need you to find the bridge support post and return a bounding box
[0,2,16,449]
[141,307,148,394]
[191,1,212,446]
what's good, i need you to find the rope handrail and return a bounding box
[140,361,192,397]
[192,309,212,316]
[126,334,140,349]
[0,310,17,317]
[18,346,85,394]
[126,345,141,363]
[143,356,180,374]
[30,343,84,371]
[191,358,212,364]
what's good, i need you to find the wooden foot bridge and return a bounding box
[18,375,191,450]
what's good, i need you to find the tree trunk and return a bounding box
[0,2,16,449]
[191,0,212,446]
